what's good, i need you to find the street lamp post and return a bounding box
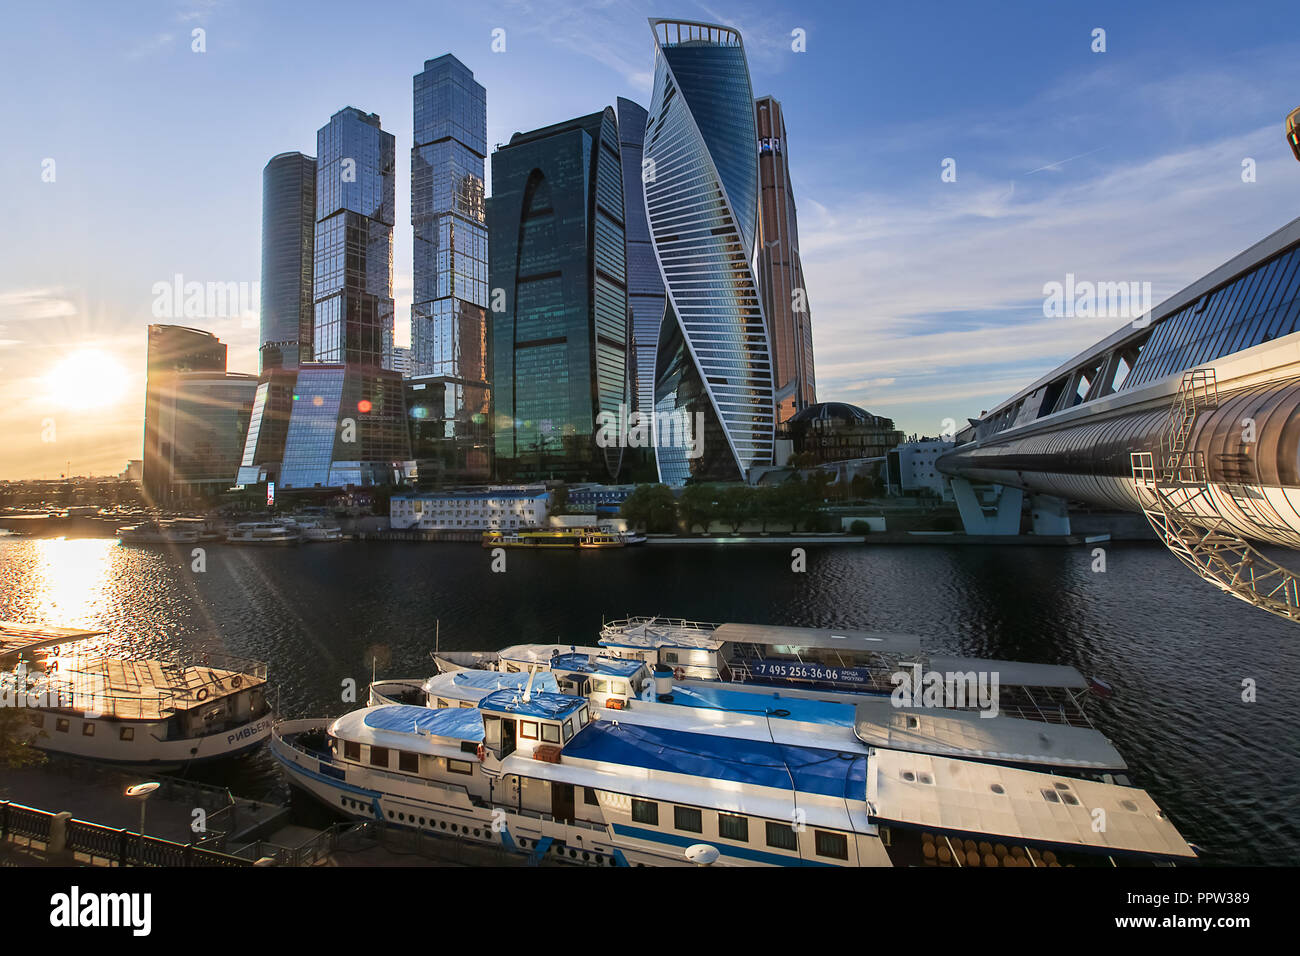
[125,782,160,864]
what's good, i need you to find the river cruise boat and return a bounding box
[1,639,272,769]
[273,673,1195,867]
[434,620,1103,729]
[482,528,640,549]
[116,520,201,545]
[227,521,301,546]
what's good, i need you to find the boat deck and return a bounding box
[41,658,265,720]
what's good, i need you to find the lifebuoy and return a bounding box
[195,688,209,701]
[230,676,242,689]
[673,667,684,681]
[475,743,486,762]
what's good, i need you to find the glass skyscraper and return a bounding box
[644,19,775,485]
[408,55,491,483]
[142,324,228,502]
[313,108,395,369]
[616,96,665,421]
[260,151,316,371]
[756,96,817,423]
[488,107,629,482]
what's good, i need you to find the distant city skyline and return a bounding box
[4,0,1300,478]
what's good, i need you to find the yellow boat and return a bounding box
[481,528,628,549]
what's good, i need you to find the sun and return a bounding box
[43,349,131,409]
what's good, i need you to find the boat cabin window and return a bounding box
[674,806,703,833]
[369,746,390,768]
[718,813,748,842]
[56,718,69,733]
[631,799,659,825]
[584,787,599,806]
[82,723,95,736]
[447,758,474,776]
[458,701,474,708]
[541,723,560,744]
[398,751,419,773]
[29,714,43,729]
[663,651,679,664]
[592,678,608,694]
[815,830,849,860]
[766,821,798,851]
[611,681,627,695]
[562,719,573,742]
[119,726,133,741]
[436,698,449,708]
[520,720,539,739]
[344,740,361,761]
[577,706,589,728]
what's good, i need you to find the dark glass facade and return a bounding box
[313,108,395,369]
[779,403,903,465]
[235,367,298,486]
[645,20,775,485]
[756,96,817,423]
[153,373,258,499]
[488,107,629,482]
[260,152,316,371]
[616,96,665,419]
[277,365,411,490]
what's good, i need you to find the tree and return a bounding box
[678,484,716,533]
[717,485,755,533]
[549,483,569,516]
[620,484,678,533]
[0,706,44,770]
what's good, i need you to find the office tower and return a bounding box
[644,19,775,485]
[260,152,316,371]
[234,367,298,487]
[616,96,665,421]
[141,325,254,502]
[312,108,395,368]
[756,96,817,422]
[408,55,492,483]
[276,365,411,490]
[488,107,629,482]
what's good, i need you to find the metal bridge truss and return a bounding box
[1130,368,1300,623]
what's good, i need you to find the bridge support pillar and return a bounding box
[1030,494,1072,536]
[950,478,1023,535]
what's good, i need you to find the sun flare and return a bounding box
[43,349,130,409]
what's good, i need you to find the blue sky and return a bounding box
[2,0,1300,478]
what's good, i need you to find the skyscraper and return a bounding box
[313,107,395,369]
[260,151,316,371]
[644,19,775,485]
[616,96,665,421]
[142,325,254,503]
[488,107,629,482]
[756,96,816,422]
[408,55,491,484]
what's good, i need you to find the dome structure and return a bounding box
[788,402,892,428]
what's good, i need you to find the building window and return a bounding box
[369,746,390,768]
[447,759,474,775]
[765,820,798,851]
[718,813,748,842]
[399,751,419,773]
[344,740,361,761]
[631,799,658,826]
[674,805,703,833]
[815,830,849,860]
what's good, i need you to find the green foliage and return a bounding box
[678,484,716,533]
[549,483,569,516]
[620,484,678,533]
[849,519,871,533]
[0,706,45,769]
[716,485,755,533]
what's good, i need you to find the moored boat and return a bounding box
[227,521,301,545]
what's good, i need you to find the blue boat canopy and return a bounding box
[362,704,484,742]
[478,688,588,720]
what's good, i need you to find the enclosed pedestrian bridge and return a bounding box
[940,113,1300,622]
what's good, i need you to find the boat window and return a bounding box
[674,806,703,833]
[632,799,659,825]
[459,701,474,708]
[592,678,608,693]
[399,751,419,773]
[56,718,69,733]
[119,726,133,741]
[29,714,43,729]
[584,787,600,806]
[765,821,798,851]
[815,830,849,860]
[612,681,627,695]
[344,740,361,761]
[437,698,448,708]
[562,719,574,742]
[541,723,560,744]
[82,723,95,736]
[447,759,474,776]
[718,813,748,842]
[520,720,538,739]
[663,651,678,664]
[577,706,589,728]
[369,746,390,768]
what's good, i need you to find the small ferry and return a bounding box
[116,520,201,545]
[0,623,272,769]
[227,521,301,546]
[273,670,1195,867]
[482,527,641,549]
[293,518,344,542]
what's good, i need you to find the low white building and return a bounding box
[887,440,955,499]
[390,486,550,531]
